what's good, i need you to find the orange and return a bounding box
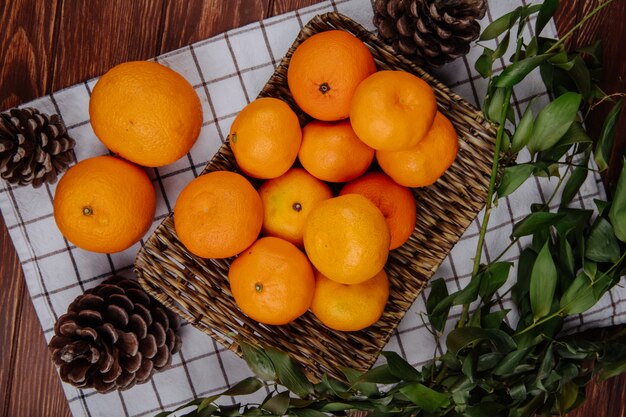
[53,156,155,253]
[303,194,390,285]
[259,168,333,246]
[229,98,302,179]
[174,171,263,259]
[310,269,389,332]
[349,70,437,151]
[340,172,416,250]
[299,120,375,183]
[288,30,376,121]
[377,112,459,187]
[229,237,315,325]
[90,61,202,167]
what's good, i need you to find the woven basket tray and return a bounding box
[134,12,496,382]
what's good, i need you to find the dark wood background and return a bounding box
[1,1,625,416]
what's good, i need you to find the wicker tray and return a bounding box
[134,12,496,382]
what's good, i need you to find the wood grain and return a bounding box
[159,0,270,54]
[6,289,72,417]
[0,1,625,416]
[0,0,59,109]
[51,0,165,91]
[0,217,25,416]
[269,0,323,14]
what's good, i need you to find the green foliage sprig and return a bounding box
[159,1,626,416]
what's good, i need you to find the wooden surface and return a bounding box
[0,1,624,416]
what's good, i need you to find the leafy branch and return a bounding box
[158,1,626,416]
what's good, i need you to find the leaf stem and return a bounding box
[515,309,565,336]
[545,0,616,54]
[605,252,626,276]
[460,34,527,327]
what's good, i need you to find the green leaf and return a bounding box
[558,120,592,147]
[480,7,521,40]
[195,405,219,417]
[462,352,477,382]
[319,403,358,412]
[493,349,530,376]
[381,352,421,382]
[592,271,615,300]
[530,241,557,320]
[510,392,545,417]
[239,341,276,381]
[498,164,535,198]
[495,54,552,88]
[511,103,535,153]
[316,374,350,399]
[512,212,566,237]
[262,391,290,415]
[609,157,626,242]
[560,164,589,207]
[594,100,624,171]
[538,344,555,381]
[569,55,592,100]
[476,352,504,371]
[341,367,378,397]
[476,48,494,78]
[585,217,620,263]
[483,309,511,329]
[265,347,313,398]
[432,274,482,315]
[528,92,582,154]
[509,382,528,401]
[560,272,596,314]
[558,237,576,276]
[222,377,264,397]
[426,278,449,333]
[447,327,516,355]
[478,262,512,300]
[291,409,329,417]
[554,208,592,237]
[487,87,507,122]
[513,248,537,306]
[584,259,597,279]
[399,383,450,412]
[479,53,497,79]
[536,0,559,35]
[493,32,511,60]
[357,365,400,385]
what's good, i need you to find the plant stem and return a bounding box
[515,309,565,336]
[605,252,626,276]
[491,238,520,264]
[545,0,616,54]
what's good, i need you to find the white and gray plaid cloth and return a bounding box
[1,1,623,416]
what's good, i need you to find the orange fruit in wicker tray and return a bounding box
[377,112,459,187]
[174,171,263,259]
[288,30,377,121]
[89,61,202,167]
[303,194,390,285]
[229,236,315,325]
[229,97,302,179]
[259,168,333,247]
[53,156,156,253]
[298,119,375,183]
[349,70,437,151]
[340,172,416,250]
[310,269,389,332]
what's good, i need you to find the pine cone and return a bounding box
[48,276,183,393]
[374,0,487,67]
[0,107,76,188]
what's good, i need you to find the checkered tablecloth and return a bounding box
[1,1,622,416]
